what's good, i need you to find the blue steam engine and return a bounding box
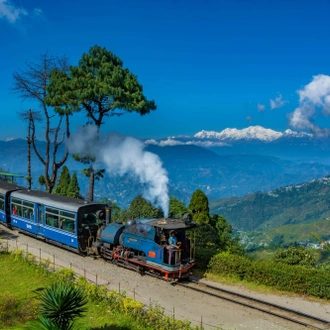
[0,179,196,281]
[96,214,196,280]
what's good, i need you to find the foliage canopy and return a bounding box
[48,45,157,201]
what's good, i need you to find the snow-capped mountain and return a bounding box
[282,129,313,138]
[194,126,312,142]
[143,126,325,160]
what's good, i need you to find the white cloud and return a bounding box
[33,8,42,17]
[257,103,265,112]
[158,139,184,147]
[145,138,228,147]
[270,94,287,110]
[0,0,27,23]
[298,74,330,106]
[145,138,184,147]
[193,140,228,147]
[288,74,330,136]
[144,139,158,145]
[246,115,252,122]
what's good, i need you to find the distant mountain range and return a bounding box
[193,126,312,142]
[146,125,330,162]
[2,133,330,210]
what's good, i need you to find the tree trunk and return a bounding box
[27,114,32,190]
[88,167,94,202]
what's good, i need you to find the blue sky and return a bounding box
[1,0,330,141]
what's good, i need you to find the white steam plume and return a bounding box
[66,126,169,217]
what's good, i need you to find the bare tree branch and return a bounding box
[13,53,72,193]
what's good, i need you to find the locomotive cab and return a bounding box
[158,228,191,266]
[99,216,196,281]
[77,205,106,253]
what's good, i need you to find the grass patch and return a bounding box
[0,253,151,330]
[0,253,53,328]
[0,252,203,330]
[75,301,153,330]
[204,271,288,296]
[0,252,154,330]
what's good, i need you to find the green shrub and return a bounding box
[195,247,217,269]
[208,252,330,299]
[75,276,108,301]
[274,246,316,267]
[55,268,76,283]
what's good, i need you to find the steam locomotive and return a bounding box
[0,179,196,281]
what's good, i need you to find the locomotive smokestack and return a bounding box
[105,207,111,225]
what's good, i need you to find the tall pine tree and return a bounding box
[53,166,71,196]
[67,172,82,199]
[188,189,210,224]
[47,45,156,201]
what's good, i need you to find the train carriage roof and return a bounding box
[0,179,26,194]
[10,189,105,213]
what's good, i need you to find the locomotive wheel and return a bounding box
[137,265,145,275]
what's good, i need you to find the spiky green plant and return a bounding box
[37,282,87,330]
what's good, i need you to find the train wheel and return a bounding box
[137,266,144,275]
[78,245,87,255]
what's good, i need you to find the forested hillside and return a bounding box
[240,218,330,250]
[209,176,330,231]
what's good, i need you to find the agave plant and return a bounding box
[31,316,63,330]
[37,282,87,330]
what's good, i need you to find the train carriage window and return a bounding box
[45,207,59,227]
[12,198,23,217]
[23,201,34,208]
[81,213,97,226]
[45,207,76,233]
[47,207,59,215]
[21,201,34,221]
[0,194,4,211]
[59,211,76,233]
[59,211,75,220]
[61,219,75,233]
[47,215,58,227]
[22,207,34,221]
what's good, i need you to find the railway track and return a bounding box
[177,280,330,330]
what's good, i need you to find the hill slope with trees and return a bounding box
[209,176,330,231]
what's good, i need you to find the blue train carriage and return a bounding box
[98,215,197,281]
[9,189,107,253]
[0,180,25,228]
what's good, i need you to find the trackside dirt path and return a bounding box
[1,227,329,330]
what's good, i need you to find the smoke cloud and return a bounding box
[66,125,169,217]
[288,74,330,136]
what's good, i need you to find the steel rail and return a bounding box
[176,280,330,330]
